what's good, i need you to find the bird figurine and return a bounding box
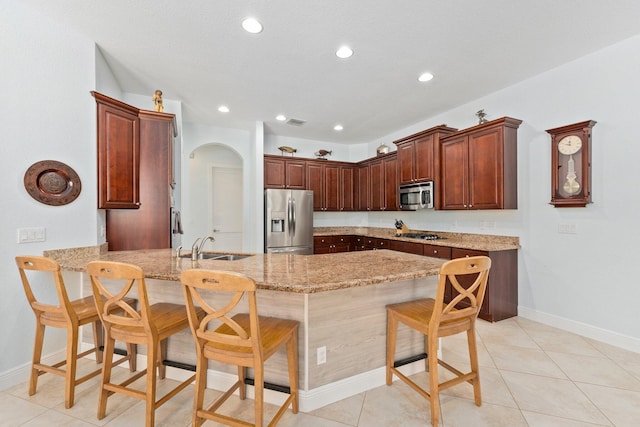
[278,146,297,156]
[314,149,332,159]
[476,109,488,124]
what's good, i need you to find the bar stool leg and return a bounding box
[386,312,398,385]
[29,322,46,396]
[64,326,79,408]
[145,342,158,427]
[92,320,104,364]
[97,335,114,420]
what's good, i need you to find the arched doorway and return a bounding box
[184,144,243,252]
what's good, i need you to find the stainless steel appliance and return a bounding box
[399,182,434,210]
[264,189,314,254]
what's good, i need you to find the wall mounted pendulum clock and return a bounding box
[546,120,596,207]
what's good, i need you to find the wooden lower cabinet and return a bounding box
[314,236,352,254]
[449,248,518,322]
[352,236,388,251]
[314,234,517,322]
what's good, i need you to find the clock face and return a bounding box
[558,135,582,155]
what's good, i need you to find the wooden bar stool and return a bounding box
[386,256,491,427]
[88,261,198,427]
[180,269,299,427]
[15,256,136,409]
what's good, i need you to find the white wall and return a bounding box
[0,3,100,383]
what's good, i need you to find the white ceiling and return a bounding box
[25,0,640,143]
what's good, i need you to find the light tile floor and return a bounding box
[2,317,640,426]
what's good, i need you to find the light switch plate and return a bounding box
[17,227,46,243]
[558,223,577,234]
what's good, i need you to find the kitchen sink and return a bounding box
[180,253,253,261]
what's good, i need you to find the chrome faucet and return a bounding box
[191,236,215,261]
[198,235,215,254]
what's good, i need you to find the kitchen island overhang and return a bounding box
[48,247,445,412]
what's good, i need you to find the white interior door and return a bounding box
[208,166,243,252]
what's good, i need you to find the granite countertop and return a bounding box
[45,228,516,293]
[45,244,445,294]
[313,227,520,251]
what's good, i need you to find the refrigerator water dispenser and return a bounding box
[271,211,285,232]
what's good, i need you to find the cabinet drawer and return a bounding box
[314,236,335,246]
[388,240,423,255]
[365,237,388,249]
[451,248,487,259]
[423,245,452,259]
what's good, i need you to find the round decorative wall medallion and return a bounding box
[23,160,82,206]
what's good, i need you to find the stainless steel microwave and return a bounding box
[399,182,434,210]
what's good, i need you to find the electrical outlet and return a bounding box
[558,223,577,234]
[317,346,326,365]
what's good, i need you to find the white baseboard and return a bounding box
[518,306,640,353]
[201,359,425,413]
[0,348,67,392]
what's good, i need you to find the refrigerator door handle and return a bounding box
[291,198,296,236]
[287,197,293,234]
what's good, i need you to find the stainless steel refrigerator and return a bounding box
[264,189,314,254]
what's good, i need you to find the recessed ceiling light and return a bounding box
[242,17,263,34]
[276,115,287,121]
[334,124,344,131]
[218,105,230,113]
[335,46,353,59]
[418,72,434,82]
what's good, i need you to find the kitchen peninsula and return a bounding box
[45,229,518,411]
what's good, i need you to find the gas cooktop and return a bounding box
[398,232,442,240]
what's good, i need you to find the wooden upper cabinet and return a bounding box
[107,110,175,250]
[264,155,306,189]
[397,143,416,184]
[92,91,176,250]
[369,160,384,210]
[306,161,340,211]
[440,117,522,210]
[93,91,140,209]
[440,133,469,210]
[383,155,399,210]
[394,125,458,185]
[357,163,370,210]
[340,165,356,211]
[264,157,286,188]
[358,153,398,211]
